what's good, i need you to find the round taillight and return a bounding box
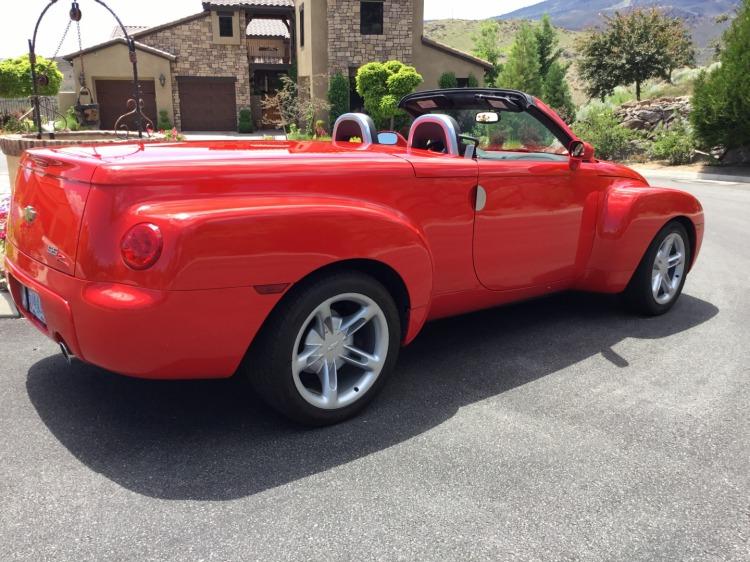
[121,223,163,270]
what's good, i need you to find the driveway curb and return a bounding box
[0,290,19,318]
[635,167,750,184]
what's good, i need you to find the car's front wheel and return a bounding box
[625,220,692,315]
[246,272,401,425]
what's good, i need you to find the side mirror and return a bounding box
[568,140,595,170]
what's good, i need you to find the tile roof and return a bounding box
[203,0,294,8]
[246,18,290,38]
[110,25,151,39]
[63,39,177,62]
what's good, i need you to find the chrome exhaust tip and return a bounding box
[59,341,73,364]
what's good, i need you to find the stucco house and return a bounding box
[63,0,491,131]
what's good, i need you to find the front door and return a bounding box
[472,112,600,291]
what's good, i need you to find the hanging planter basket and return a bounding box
[74,86,100,128]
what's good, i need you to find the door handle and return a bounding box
[475,185,487,212]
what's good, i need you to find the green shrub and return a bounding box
[0,55,62,98]
[649,120,695,165]
[238,108,253,134]
[54,106,82,131]
[691,0,750,149]
[355,60,422,129]
[157,110,172,130]
[287,123,310,140]
[438,72,458,89]
[572,104,637,161]
[2,113,33,133]
[327,72,350,128]
[467,73,479,88]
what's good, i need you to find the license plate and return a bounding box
[21,286,46,326]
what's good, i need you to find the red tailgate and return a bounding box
[9,151,95,276]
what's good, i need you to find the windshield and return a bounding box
[427,108,569,161]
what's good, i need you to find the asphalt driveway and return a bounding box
[0,176,747,561]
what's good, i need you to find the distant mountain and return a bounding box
[497,0,739,59]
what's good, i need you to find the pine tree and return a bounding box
[534,14,563,80]
[543,61,575,123]
[472,20,503,86]
[498,22,542,96]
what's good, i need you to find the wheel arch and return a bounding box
[670,215,698,269]
[577,185,704,293]
[254,258,415,351]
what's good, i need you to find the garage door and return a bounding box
[178,77,237,131]
[95,79,157,131]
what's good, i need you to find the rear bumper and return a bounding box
[4,242,282,379]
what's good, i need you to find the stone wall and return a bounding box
[141,13,251,130]
[326,0,413,75]
[615,96,691,133]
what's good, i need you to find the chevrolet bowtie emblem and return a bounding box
[23,205,37,224]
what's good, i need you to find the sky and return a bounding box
[0,0,542,59]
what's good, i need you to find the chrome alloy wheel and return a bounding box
[291,293,389,410]
[651,232,686,305]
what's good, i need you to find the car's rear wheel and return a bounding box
[625,221,691,316]
[245,272,401,425]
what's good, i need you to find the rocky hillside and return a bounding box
[614,97,691,133]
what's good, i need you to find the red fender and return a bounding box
[576,182,704,293]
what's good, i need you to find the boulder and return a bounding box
[622,118,649,130]
[614,96,691,131]
[637,110,663,124]
[721,146,750,166]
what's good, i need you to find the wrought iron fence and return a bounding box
[0,97,58,117]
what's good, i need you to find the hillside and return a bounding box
[422,18,702,105]
[423,19,584,63]
[497,0,740,61]
[424,19,588,102]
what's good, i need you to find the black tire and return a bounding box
[243,271,401,426]
[624,221,691,316]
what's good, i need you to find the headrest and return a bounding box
[332,113,377,146]
[408,114,461,156]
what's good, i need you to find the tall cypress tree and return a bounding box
[534,14,563,80]
[498,23,543,96]
[543,61,575,123]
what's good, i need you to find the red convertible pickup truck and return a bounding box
[5,88,703,424]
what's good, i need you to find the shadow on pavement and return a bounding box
[26,292,718,500]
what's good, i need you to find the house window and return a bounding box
[360,1,383,35]
[456,77,469,88]
[299,4,305,47]
[218,11,234,37]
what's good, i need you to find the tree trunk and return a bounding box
[636,80,641,102]
[389,115,394,130]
